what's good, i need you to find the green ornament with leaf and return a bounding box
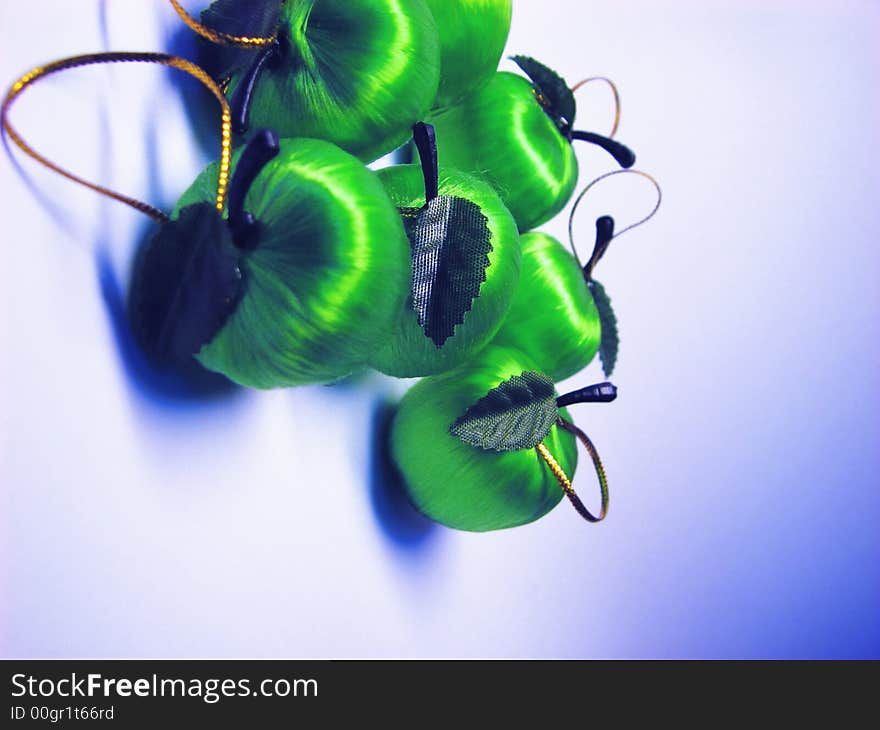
[176,0,441,162]
[490,170,661,380]
[368,123,521,378]
[391,346,616,531]
[429,56,637,232]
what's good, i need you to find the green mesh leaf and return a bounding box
[199,0,282,80]
[449,372,558,452]
[511,55,576,132]
[589,279,619,377]
[404,195,493,348]
[128,203,243,365]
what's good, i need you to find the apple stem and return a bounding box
[412,122,439,204]
[570,130,636,169]
[226,129,280,250]
[568,170,662,279]
[230,39,281,135]
[583,215,615,279]
[556,382,617,407]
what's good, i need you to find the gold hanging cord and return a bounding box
[169,0,278,48]
[536,417,609,523]
[2,52,232,223]
[570,76,621,139]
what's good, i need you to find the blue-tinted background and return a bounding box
[1,0,877,658]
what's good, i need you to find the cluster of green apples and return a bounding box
[126,1,654,531]
[134,0,523,387]
[2,1,654,532]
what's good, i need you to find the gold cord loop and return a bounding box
[570,76,621,139]
[568,169,662,269]
[536,417,609,523]
[2,52,232,222]
[169,0,277,48]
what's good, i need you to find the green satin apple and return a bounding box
[391,346,576,531]
[194,0,441,162]
[423,0,512,112]
[491,231,600,382]
[429,57,636,231]
[363,122,520,377]
[367,157,521,378]
[130,132,411,388]
[391,345,617,531]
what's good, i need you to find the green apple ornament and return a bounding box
[172,0,441,161]
[490,231,600,382]
[429,56,637,231]
[137,131,411,388]
[391,345,616,531]
[368,123,521,378]
[423,0,512,112]
[491,169,662,379]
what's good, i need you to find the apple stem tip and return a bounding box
[584,215,615,278]
[570,130,636,169]
[230,38,282,135]
[556,382,618,407]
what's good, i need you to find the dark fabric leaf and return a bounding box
[404,195,493,348]
[450,372,559,452]
[589,279,619,377]
[128,203,243,365]
[199,0,282,81]
[511,55,576,134]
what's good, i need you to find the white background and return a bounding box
[1,1,878,657]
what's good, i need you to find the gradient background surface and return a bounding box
[1,0,877,658]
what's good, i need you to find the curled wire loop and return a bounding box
[570,76,621,138]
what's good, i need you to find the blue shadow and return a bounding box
[320,370,380,396]
[163,24,224,161]
[393,141,415,165]
[97,0,109,48]
[368,398,438,548]
[91,58,239,410]
[1,132,77,235]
